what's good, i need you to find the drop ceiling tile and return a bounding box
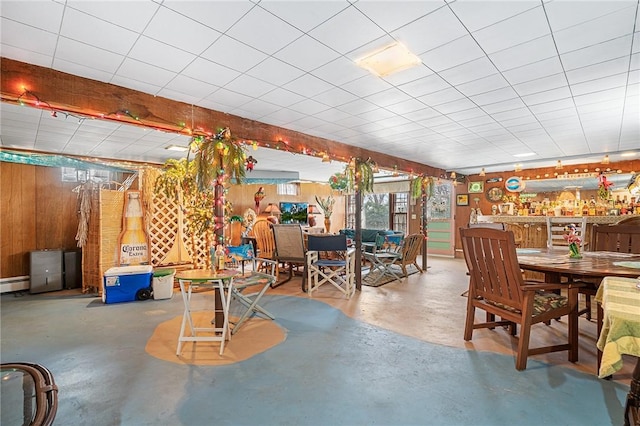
[473,6,549,54]
[4,1,61,33]
[68,0,158,33]
[0,44,52,68]
[260,108,307,125]
[399,74,452,98]
[159,74,219,100]
[365,88,413,108]
[418,87,465,107]
[502,56,564,85]
[521,86,572,106]
[60,7,138,56]
[182,58,241,87]
[128,36,197,73]
[552,6,637,54]
[311,56,368,86]
[354,1,442,33]
[0,18,58,57]
[402,107,442,122]
[434,98,477,114]
[571,74,628,97]
[576,92,626,111]
[288,99,331,115]
[391,7,467,55]
[115,58,177,89]
[492,107,533,122]
[258,0,349,33]
[470,87,519,106]
[110,74,162,96]
[457,115,496,128]
[457,73,510,97]
[489,35,557,72]
[447,107,487,122]
[274,34,341,72]
[314,88,359,108]
[421,35,486,73]
[561,35,633,71]
[438,57,499,86]
[223,74,276,98]
[204,88,253,110]
[309,6,386,55]
[259,88,306,108]
[340,75,393,98]
[528,98,576,114]
[381,64,434,87]
[245,57,306,87]
[201,36,268,73]
[336,99,379,115]
[513,73,567,96]
[385,99,429,115]
[143,6,222,55]
[226,6,303,55]
[55,37,123,74]
[314,108,354,123]
[448,1,538,32]
[52,58,116,84]
[162,1,255,34]
[234,99,283,118]
[283,74,335,98]
[481,98,527,114]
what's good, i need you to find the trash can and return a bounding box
[103,265,153,304]
[152,268,176,300]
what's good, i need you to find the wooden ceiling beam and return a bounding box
[1,58,444,177]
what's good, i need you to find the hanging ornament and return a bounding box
[246,155,257,171]
[254,186,265,210]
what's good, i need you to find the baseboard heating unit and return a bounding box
[0,276,30,293]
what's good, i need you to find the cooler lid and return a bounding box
[104,265,153,276]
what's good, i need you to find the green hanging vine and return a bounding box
[344,157,375,193]
[410,175,435,200]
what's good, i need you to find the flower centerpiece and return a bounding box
[563,224,582,259]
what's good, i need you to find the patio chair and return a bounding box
[397,233,424,277]
[460,227,583,371]
[229,257,277,335]
[252,220,277,273]
[272,224,307,289]
[306,234,355,297]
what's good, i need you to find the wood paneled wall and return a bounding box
[1,163,79,278]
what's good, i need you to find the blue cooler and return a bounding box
[103,265,153,304]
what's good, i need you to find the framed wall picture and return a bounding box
[456,194,469,206]
[468,181,484,193]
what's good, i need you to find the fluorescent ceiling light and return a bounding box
[513,152,536,158]
[355,42,421,77]
[621,152,637,157]
[165,145,188,152]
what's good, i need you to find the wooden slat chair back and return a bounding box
[398,234,424,277]
[252,220,276,260]
[460,227,582,371]
[591,223,640,253]
[545,216,587,251]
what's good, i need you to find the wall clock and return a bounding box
[486,187,504,202]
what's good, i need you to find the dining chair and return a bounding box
[577,223,640,320]
[229,257,278,335]
[460,227,583,371]
[306,234,355,297]
[545,216,588,251]
[252,220,277,261]
[272,224,307,289]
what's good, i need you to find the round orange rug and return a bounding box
[145,311,286,365]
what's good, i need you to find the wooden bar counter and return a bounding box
[482,215,638,248]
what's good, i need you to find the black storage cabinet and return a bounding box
[30,250,63,294]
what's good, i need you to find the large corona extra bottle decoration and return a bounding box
[118,191,150,265]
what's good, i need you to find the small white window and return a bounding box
[277,183,299,196]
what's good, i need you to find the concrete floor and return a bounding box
[1,256,633,425]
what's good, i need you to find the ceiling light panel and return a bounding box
[355,42,422,77]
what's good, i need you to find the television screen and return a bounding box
[279,202,308,224]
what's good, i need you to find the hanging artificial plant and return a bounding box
[410,175,435,200]
[192,128,247,189]
[344,157,375,193]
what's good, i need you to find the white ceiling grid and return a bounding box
[0,0,638,182]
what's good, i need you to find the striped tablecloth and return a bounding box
[595,276,640,378]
